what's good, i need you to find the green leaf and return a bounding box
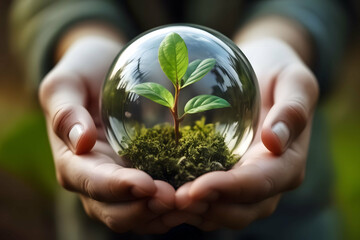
[130,82,174,108]
[181,58,216,88]
[181,59,201,87]
[184,95,230,114]
[158,32,188,86]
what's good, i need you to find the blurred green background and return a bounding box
[0,1,359,239]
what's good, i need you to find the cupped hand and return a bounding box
[39,36,178,234]
[174,38,319,231]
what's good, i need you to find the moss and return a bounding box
[120,118,239,188]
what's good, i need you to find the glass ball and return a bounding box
[101,24,260,160]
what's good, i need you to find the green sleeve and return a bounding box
[9,0,135,89]
[244,0,350,95]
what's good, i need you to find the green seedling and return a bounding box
[130,32,230,143]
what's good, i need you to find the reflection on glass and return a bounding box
[101,25,260,156]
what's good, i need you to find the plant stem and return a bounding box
[171,84,181,144]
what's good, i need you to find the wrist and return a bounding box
[234,16,313,66]
[55,21,126,62]
[238,37,305,75]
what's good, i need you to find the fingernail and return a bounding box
[272,121,290,150]
[69,124,84,149]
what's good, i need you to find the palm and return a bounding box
[41,37,177,233]
[174,38,318,231]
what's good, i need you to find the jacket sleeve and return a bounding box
[9,0,135,89]
[244,0,350,96]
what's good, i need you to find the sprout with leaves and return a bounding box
[130,32,230,143]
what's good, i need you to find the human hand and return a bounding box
[39,36,178,234]
[174,37,319,231]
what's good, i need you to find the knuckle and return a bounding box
[107,178,122,200]
[263,174,276,196]
[104,214,129,233]
[248,165,276,201]
[52,104,75,137]
[81,176,97,199]
[286,100,308,131]
[108,170,123,192]
[99,168,127,200]
[104,215,120,232]
[108,169,132,197]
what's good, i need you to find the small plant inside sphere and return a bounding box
[130,32,231,143]
[101,25,260,189]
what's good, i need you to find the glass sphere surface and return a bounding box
[101,25,260,158]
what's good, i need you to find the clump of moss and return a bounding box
[120,118,238,188]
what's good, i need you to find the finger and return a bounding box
[261,64,319,154]
[39,68,96,154]
[148,180,175,214]
[194,195,280,230]
[175,181,211,214]
[80,196,156,233]
[56,150,156,201]
[161,210,192,228]
[188,150,304,204]
[175,181,193,209]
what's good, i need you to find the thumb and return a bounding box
[261,64,319,155]
[39,69,97,154]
